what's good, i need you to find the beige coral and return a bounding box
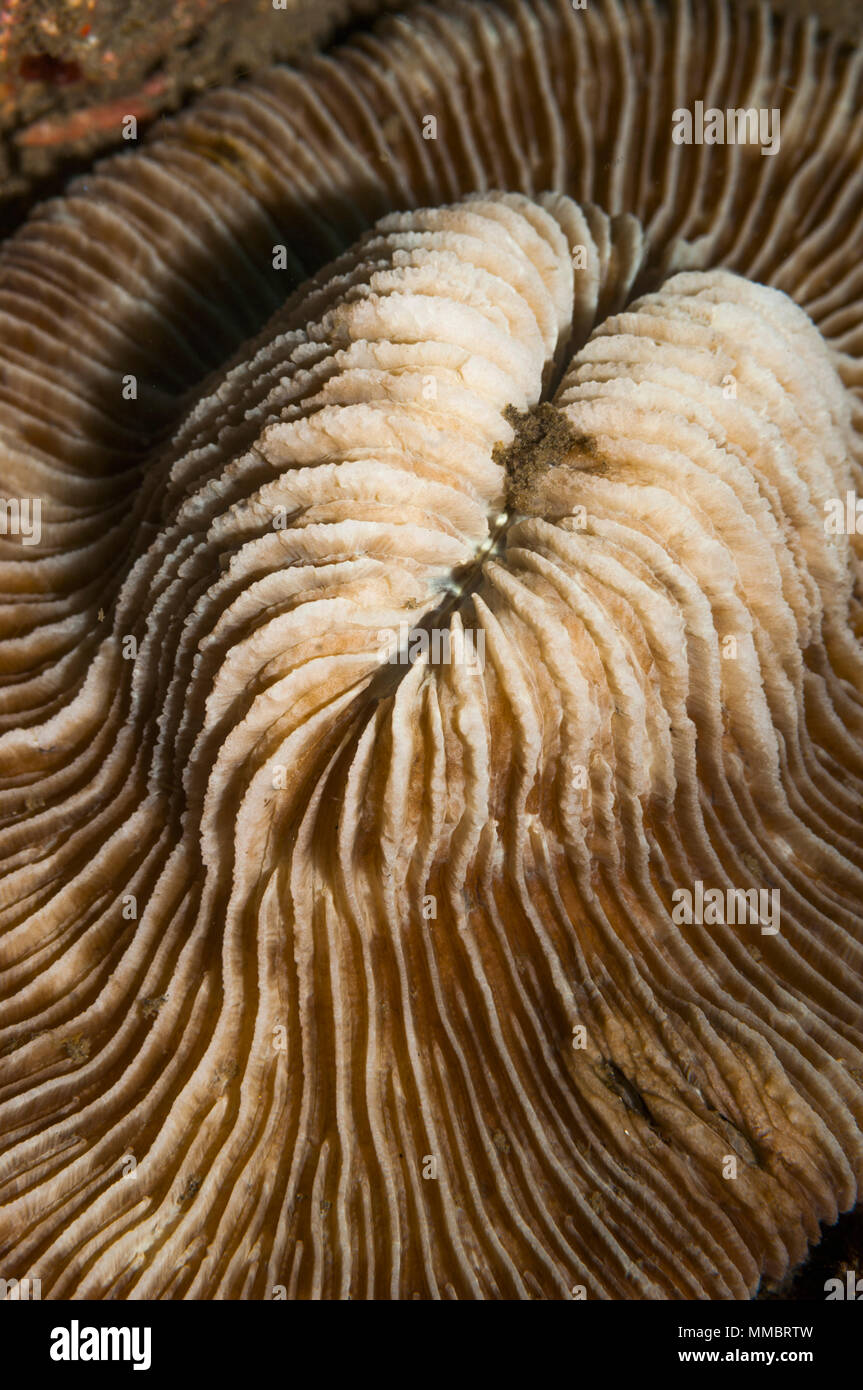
[1,0,863,1301]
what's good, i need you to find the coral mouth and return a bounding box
[380,396,606,689]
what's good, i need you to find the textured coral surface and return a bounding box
[1,0,862,1299]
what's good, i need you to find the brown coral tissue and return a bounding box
[1,0,863,1304]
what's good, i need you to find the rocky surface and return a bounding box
[0,0,399,227]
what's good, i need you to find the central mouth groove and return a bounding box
[368,400,602,702]
[493,401,598,512]
[365,543,504,701]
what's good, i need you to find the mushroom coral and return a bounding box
[1,0,863,1299]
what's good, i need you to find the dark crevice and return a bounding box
[700,1092,763,1169]
[363,395,607,708]
[361,528,506,705]
[597,1058,666,1140]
